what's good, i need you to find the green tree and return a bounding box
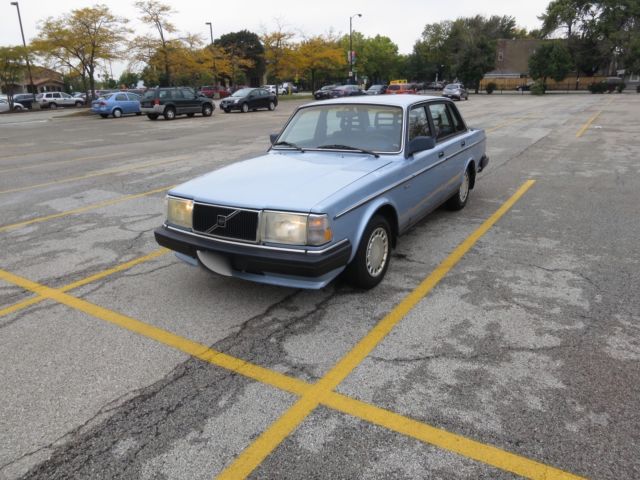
[215,30,264,86]
[360,35,400,84]
[262,23,296,88]
[118,70,140,88]
[33,4,129,99]
[0,46,27,108]
[529,41,574,87]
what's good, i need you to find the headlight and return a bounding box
[262,212,332,246]
[233,98,240,103]
[166,196,193,229]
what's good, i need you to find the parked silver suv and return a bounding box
[442,83,469,101]
[36,92,84,109]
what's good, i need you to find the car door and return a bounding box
[426,102,468,204]
[127,93,141,113]
[396,103,446,228]
[180,88,198,113]
[114,93,128,113]
[169,88,185,114]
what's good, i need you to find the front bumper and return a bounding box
[219,101,241,110]
[155,225,352,279]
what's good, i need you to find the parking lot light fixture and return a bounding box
[349,13,362,84]
[10,1,37,106]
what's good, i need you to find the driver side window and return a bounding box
[408,105,431,140]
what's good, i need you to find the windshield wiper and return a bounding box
[317,144,379,158]
[273,141,304,152]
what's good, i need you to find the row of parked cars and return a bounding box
[313,82,469,101]
[88,86,279,119]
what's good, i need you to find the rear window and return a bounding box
[142,90,156,100]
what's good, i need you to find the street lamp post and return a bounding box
[349,13,361,84]
[205,22,216,86]
[10,1,38,107]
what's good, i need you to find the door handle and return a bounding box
[438,151,444,158]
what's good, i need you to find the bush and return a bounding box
[530,82,546,95]
[588,82,607,94]
[616,82,626,93]
[485,82,496,94]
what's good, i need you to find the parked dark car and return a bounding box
[365,84,387,95]
[11,93,37,109]
[140,87,215,120]
[314,85,340,100]
[329,85,366,98]
[219,88,278,113]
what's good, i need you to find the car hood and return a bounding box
[170,151,392,212]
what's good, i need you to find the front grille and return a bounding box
[193,204,259,242]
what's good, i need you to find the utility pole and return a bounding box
[11,1,38,108]
[349,13,362,84]
[205,22,216,86]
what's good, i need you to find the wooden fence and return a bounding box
[479,76,610,92]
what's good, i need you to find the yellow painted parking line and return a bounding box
[576,111,601,138]
[0,157,183,195]
[0,185,173,233]
[0,151,123,174]
[323,393,584,480]
[217,180,537,480]
[0,249,169,318]
[0,267,310,397]
[0,147,75,161]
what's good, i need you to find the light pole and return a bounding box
[205,22,216,86]
[349,13,361,84]
[10,1,37,107]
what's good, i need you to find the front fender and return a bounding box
[346,196,399,264]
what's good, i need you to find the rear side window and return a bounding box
[408,105,431,140]
[115,93,127,101]
[142,90,155,100]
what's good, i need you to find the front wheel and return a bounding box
[268,101,276,111]
[446,168,471,211]
[241,103,249,113]
[202,104,213,117]
[344,215,391,289]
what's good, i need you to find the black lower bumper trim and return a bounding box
[155,227,351,278]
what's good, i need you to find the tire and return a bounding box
[112,108,122,118]
[147,114,159,120]
[13,106,23,111]
[241,102,249,113]
[224,108,230,113]
[268,101,276,111]
[75,101,83,107]
[49,103,58,110]
[344,214,392,289]
[100,114,108,118]
[202,103,213,117]
[164,107,176,120]
[186,113,195,118]
[446,168,471,211]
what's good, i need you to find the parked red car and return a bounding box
[199,86,230,99]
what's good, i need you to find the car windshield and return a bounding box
[232,88,253,97]
[275,104,403,154]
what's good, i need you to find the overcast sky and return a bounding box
[1,0,551,77]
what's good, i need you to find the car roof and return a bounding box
[304,94,445,109]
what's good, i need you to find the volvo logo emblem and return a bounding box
[205,210,240,234]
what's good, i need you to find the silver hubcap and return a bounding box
[366,227,389,277]
[459,171,470,203]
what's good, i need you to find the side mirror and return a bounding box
[269,133,279,145]
[407,136,436,156]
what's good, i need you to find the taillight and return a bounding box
[99,101,107,106]
[153,99,160,105]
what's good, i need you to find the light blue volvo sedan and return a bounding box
[155,95,488,289]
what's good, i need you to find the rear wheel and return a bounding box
[112,108,122,118]
[202,103,213,117]
[75,101,83,107]
[164,107,176,120]
[241,102,249,113]
[147,114,159,120]
[344,215,391,289]
[446,168,471,211]
[49,103,58,110]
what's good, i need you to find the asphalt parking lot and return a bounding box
[1,93,639,480]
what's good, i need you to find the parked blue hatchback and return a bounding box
[91,92,142,118]
[155,95,489,289]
